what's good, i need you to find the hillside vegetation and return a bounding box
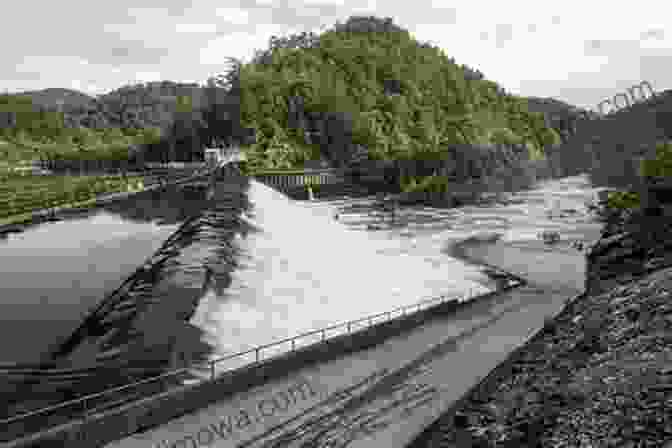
[230,16,561,174]
[1,79,248,165]
[0,94,155,224]
[0,93,163,166]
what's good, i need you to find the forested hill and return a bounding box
[2,15,582,173]
[5,81,214,132]
[233,15,562,171]
[524,97,595,143]
[7,88,97,111]
[0,80,245,163]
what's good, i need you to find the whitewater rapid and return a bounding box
[190,180,491,364]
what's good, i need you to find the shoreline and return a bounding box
[0,169,211,234]
[409,227,672,447]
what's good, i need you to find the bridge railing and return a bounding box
[0,288,480,439]
[252,169,344,189]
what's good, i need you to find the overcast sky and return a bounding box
[2,0,669,111]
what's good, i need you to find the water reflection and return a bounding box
[1,173,605,424]
[0,176,256,420]
[0,181,215,367]
[100,183,213,225]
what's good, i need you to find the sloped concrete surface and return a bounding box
[105,176,603,448]
[105,238,587,448]
[106,282,576,448]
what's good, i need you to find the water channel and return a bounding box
[0,173,608,419]
[0,184,211,365]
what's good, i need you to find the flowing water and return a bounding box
[189,181,490,369]
[98,173,610,448]
[188,174,607,372]
[0,173,606,375]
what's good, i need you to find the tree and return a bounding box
[212,15,556,173]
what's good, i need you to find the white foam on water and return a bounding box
[190,181,489,360]
[190,175,606,363]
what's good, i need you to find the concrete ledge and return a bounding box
[406,288,587,447]
[4,280,526,448]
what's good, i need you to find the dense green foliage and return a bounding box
[229,16,558,172]
[593,142,672,213]
[1,77,246,164]
[640,141,672,179]
[0,93,163,164]
[0,94,157,221]
[0,174,143,222]
[400,174,451,194]
[0,82,246,221]
[606,190,641,210]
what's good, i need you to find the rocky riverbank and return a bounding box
[408,202,672,447]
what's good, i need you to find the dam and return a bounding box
[0,165,607,447]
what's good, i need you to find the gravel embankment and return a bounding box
[408,210,672,448]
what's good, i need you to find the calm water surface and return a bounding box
[0,184,212,365]
[0,174,607,371]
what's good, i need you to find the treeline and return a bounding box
[1,15,574,178]
[226,15,561,174]
[0,93,162,165]
[0,76,250,164]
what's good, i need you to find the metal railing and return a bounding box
[1,288,482,434]
[252,169,343,190]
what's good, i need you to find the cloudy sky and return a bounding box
[2,0,669,111]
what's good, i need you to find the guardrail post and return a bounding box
[210,361,215,381]
[291,339,295,351]
[322,329,325,341]
[347,321,351,333]
[255,348,260,363]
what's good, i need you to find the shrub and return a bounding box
[640,141,672,179]
[606,190,641,210]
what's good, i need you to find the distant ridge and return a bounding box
[7,88,96,110]
[524,96,590,117]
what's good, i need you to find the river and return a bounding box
[1,173,607,404]
[0,183,212,365]
[185,174,606,374]
[99,173,611,448]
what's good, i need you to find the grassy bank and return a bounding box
[0,173,145,226]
